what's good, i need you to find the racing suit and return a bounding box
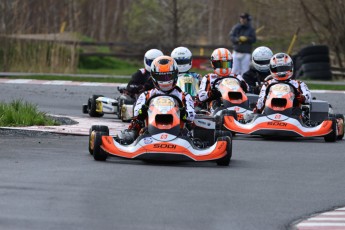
[242,65,271,94]
[129,86,196,133]
[126,68,154,97]
[198,73,248,111]
[255,79,311,113]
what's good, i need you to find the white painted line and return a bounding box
[6,79,32,84]
[337,207,345,211]
[43,80,72,85]
[320,212,345,216]
[298,222,345,226]
[308,217,345,221]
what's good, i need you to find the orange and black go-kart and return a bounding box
[202,76,259,123]
[82,85,136,122]
[219,82,344,142]
[88,94,233,166]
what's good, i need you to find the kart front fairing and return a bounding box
[223,113,333,137]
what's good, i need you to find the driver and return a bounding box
[242,46,273,94]
[125,49,164,97]
[197,48,248,112]
[254,52,311,114]
[128,55,196,135]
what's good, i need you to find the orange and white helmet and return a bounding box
[150,56,179,92]
[211,48,232,76]
[269,53,294,81]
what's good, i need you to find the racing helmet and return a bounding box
[150,56,179,92]
[171,47,192,73]
[211,48,232,76]
[269,53,294,81]
[144,49,164,72]
[252,46,273,72]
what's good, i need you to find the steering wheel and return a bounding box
[211,76,241,90]
[145,93,184,109]
[265,81,300,97]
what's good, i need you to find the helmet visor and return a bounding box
[175,58,191,65]
[152,72,176,82]
[212,60,232,69]
[254,59,270,65]
[270,65,292,73]
[145,58,154,67]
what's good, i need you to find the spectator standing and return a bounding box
[229,13,256,75]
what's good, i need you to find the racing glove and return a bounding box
[137,104,148,121]
[180,107,187,122]
[296,94,306,104]
[208,88,222,100]
[239,36,248,42]
[253,107,262,114]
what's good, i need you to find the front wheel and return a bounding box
[89,125,109,155]
[88,95,104,117]
[93,131,108,161]
[216,136,232,166]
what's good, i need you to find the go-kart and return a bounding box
[176,73,200,98]
[219,82,344,142]
[82,84,136,122]
[199,76,258,123]
[89,94,233,166]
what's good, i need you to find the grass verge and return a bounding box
[0,100,59,127]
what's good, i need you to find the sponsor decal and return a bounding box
[103,104,113,110]
[153,144,177,149]
[160,134,168,140]
[267,121,287,127]
[143,137,153,144]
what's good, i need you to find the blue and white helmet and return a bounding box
[171,47,192,73]
[252,46,273,72]
[144,49,164,72]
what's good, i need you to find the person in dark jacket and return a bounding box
[229,13,256,75]
[242,46,273,94]
[126,49,163,97]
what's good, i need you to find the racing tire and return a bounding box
[299,45,329,57]
[117,99,123,119]
[303,70,332,80]
[302,63,331,73]
[93,131,108,161]
[216,136,232,166]
[88,95,104,117]
[215,110,237,130]
[82,104,88,114]
[88,125,109,155]
[335,114,344,140]
[324,118,337,142]
[302,55,330,64]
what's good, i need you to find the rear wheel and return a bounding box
[88,95,104,117]
[93,131,108,161]
[216,136,232,166]
[324,118,337,142]
[89,125,109,155]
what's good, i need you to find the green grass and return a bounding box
[0,100,59,127]
[304,84,345,91]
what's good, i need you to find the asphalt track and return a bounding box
[0,81,345,230]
